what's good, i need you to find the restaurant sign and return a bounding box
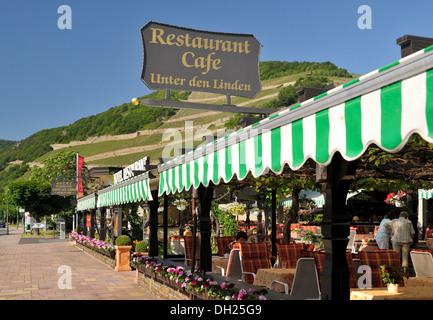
[51,181,77,196]
[113,156,149,185]
[140,21,262,98]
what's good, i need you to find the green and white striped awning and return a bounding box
[419,189,433,200]
[279,189,325,207]
[97,173,153,208]
[77,193,96,211]
[278,190,362,207]
[158,45,433,196]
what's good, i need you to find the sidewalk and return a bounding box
[0,228,160,300]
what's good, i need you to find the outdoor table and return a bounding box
[350,287,433,300]
[212,257,229,275]
[405,277,433,287]
[253,268,296,293]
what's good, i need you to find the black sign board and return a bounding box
[51,181,77,196]
[141,21,262,98]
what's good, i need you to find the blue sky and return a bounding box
[0,0,432,141]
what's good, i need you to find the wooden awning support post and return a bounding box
[83,211,88,236]
[191,189,198,273]
[100,207,107,241]
[163,194,169,259]
[77,211,83,234]
[90,209,96,238]
[271,189,277,259]
[318,152,358,300]
[197,183,214,273]
[148,190,160,257]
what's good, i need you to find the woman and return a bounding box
[375,214,392,249]
[228,231,248,250]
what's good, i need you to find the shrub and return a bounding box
[115,235,132,246]
[135,241,148,253]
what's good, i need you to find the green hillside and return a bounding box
[0,60,355,191]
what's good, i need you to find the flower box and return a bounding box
[132,257,268,300]
[190,291,220,300]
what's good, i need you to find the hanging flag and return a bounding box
[77,154,84,198]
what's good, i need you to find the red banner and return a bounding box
[86,215,91,228]
[77,155,84,198]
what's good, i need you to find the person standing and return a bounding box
[387,211,415,273]
[376,214,392,249]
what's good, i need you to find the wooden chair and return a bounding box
[238,242,272,284]
[215,236,235,257]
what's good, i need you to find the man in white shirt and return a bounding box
[386,211,415,273]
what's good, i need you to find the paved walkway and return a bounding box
[0,228,160,300]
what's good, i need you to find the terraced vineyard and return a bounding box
[34,73,356,169]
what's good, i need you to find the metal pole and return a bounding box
[6,203,9,235]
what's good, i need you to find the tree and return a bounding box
[31,150,82,183]
[7,180,71,234]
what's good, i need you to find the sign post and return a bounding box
[136,22,272,115]
[50,181,78,196]
[141,21,262,98]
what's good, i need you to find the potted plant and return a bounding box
[300,230,324,251]
[384,190,407,207]
[134,240,149,255]
[226,202,245,216]
[174,199,188,211]
[380,265,407,293]
[114,235,132,271]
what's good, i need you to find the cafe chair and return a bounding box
[347,229,356,253]
[358,250,401,288]
[270,279,290,295]
[410,250,433,277]
[215,236,236,257]
[183,236,199,267]
[225,249,242,281]
[275,243,304,268]
[290,257,321,300]
[239,242,272,284]
[313,251,358,289]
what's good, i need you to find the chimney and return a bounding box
[296,84,334,103]
[397,35,433,58]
